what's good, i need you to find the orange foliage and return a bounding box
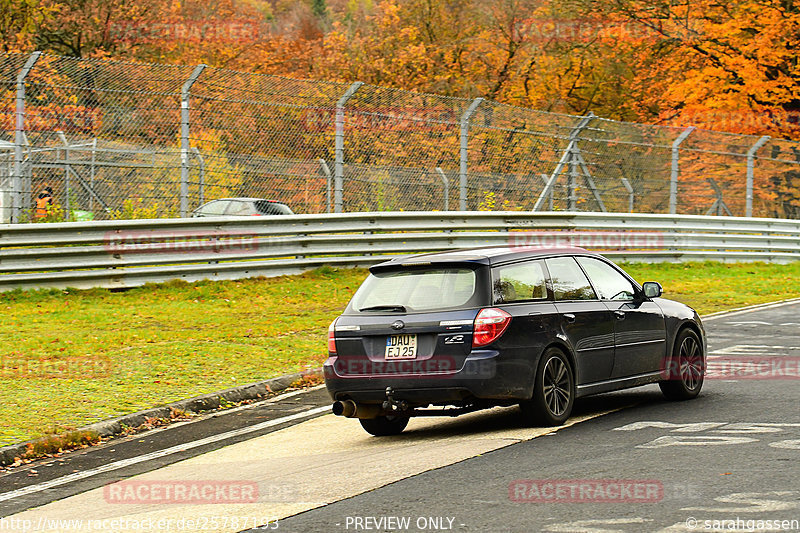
[10,0,798,140]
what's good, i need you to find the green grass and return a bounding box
[0,266,367,447]
[2,261,799,447]
[618,261,800,314]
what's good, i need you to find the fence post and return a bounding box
[334,82,363,213]
[459,98,484,211]
[89,137,97,212]
[12,51,41,223]
[180,64,206,217]
[705,177,732,216]
[435,167,449,211]
[534,113,594,212]
[57,131,70,218]
[621,177,634,213]
[190,147,205,206]
[22,132,31,212]
[746,135,770,218]
[669,126,694,214]
[539,175,554,211]
[319,158,332,213]
[568,114,595,211]
[568,147,578,211]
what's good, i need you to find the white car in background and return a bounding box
[191,198,294,217]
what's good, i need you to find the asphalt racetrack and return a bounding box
[2,300,799,533]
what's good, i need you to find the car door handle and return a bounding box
[563,313,576,323]
[614,310,626,320]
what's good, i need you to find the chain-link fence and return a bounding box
[2,51,800,223]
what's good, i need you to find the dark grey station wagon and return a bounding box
[324,247,706,436]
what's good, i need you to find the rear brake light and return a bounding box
[472,308,512,348]
[327,319,338,354]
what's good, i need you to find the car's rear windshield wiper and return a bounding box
[359,305,407,312]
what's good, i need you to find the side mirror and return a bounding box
[642,282,663,299]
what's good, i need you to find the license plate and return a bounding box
[385,334,417,359]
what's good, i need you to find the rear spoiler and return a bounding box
[368,258,488,274]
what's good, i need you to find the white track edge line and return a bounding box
[702,297,800,321]
[0,405,330,503]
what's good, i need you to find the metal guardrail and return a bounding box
[1,212,799,291]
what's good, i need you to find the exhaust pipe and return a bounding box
[332,400,357,418]
[332,400,384,419]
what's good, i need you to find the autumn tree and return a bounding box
[584,0,800,134]
[0,0,44,52]
[33,0,166,57]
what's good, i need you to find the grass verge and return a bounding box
[2,261,799,447]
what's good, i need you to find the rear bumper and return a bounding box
[323,351,532,405]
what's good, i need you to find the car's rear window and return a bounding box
[196,200,229,215]
[255,201,293,215]
[350,268,477,313]
[225,201,258,216]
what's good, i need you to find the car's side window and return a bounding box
[576,257,637,301]
[544,257,597,301]
[493,261,548,303]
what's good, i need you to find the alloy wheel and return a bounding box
[542,356,571,416]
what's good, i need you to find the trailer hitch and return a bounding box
[382,387,409,413]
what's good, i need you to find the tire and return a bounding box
[359,414,410,436]
[659,328,704,401]
[520,347,575,426]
